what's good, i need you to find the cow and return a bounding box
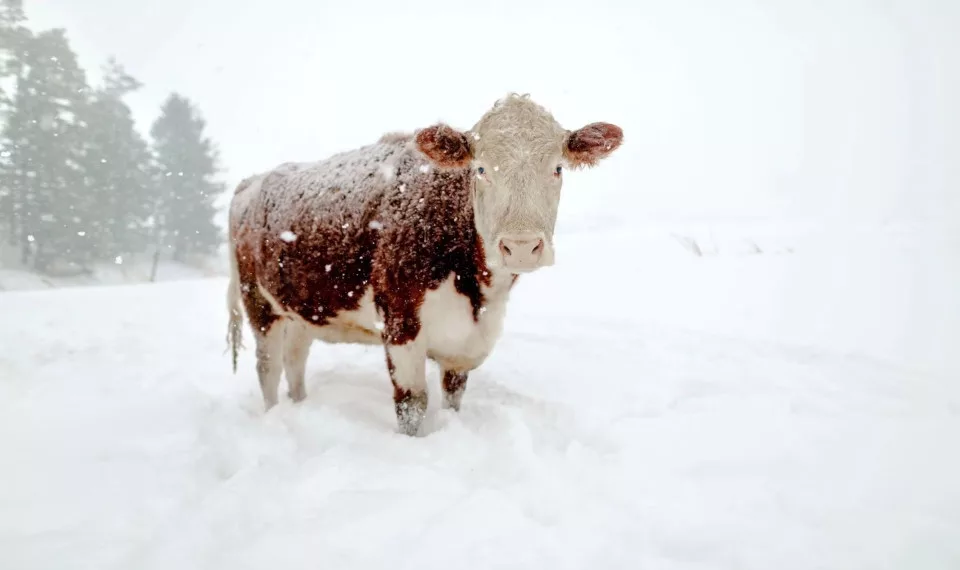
[226,93,623,435]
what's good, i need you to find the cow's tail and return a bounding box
[226,233,245,374]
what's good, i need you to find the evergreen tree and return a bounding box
[0,28,91,271]
[79,58,154,262]
[0,0,27,116]
[0,0,28,242]
[150,93,224,261]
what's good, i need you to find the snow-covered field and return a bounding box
[1,222,957,570]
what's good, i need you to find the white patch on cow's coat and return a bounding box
[421,270,515,371]
[256,267,515,375]
[386,339,427,393]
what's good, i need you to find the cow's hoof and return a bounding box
[288,386,306,403]
[442,387,465,411]
[395,392,428,436]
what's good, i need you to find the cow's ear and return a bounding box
[563,122,623,168]
[415,123,474,169]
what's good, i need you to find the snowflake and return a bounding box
[368,220,384,230]
[77,231,86,237]
[398,184,406,193]
[378,163,396,182]
[325,264,332,272]
[114,256,123,265]
[279,230,297,243]
[419,164,431,174]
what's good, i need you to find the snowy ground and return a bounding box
[0,252,228,292]
[1,223,958,570]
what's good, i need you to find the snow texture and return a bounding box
[1,223,957,570]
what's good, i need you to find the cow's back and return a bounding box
[230,138,414,326]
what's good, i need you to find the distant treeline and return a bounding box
[0,0,225,275]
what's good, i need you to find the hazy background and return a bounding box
[27,0,960,229]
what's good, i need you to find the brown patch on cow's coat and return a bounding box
[441,369,469,411]
[415,124,473,169]
[564,122,623,168]
[229,137,491,351]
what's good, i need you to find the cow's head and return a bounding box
[415,93,623,273]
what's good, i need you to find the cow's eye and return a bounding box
[477,167,485,175]
[555,165,562,175]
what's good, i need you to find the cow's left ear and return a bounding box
[415,123,474,169]
[563,122,623,168]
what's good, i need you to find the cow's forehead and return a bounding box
[470,94,567,165]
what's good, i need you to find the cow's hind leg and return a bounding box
[441,369,469,411]
[254,322,285,410]
[283,322,311,403]
[241,283,285,410]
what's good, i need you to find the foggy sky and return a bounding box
[26,0,960,226]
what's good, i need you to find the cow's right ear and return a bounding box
[415,123,474,169]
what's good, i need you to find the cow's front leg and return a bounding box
[385,339,428,435]
[441,369,469,411]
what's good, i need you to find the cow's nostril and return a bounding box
[500,242,512,256]
[532,240,543,255]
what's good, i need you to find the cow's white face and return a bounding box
[415,93,622,273]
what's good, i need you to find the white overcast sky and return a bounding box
[25,0,960,225]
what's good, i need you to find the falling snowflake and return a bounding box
[472,133,480,140]
[398,184,406,193]
[77,231,86,237]
[342,223,350,229]
[374,321,385,331]
[100,158,107,164]
[419,164,431,174]
[368,220,384,230]
[114,256,123,265]
[378,163,396,182]
[325,264,332,272]
[311,315,319,321]
[494,166,500,172]
[26,235,35,243]
[279,231,297,243]
[347,291,354,298]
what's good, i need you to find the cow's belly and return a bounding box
[301,290,383,345]
[281,276,507,370]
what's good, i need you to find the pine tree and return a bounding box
[79,58,155,262]
[0,0,28,243]
[0,28,91,271]
[0,0,26,116]
[150,93,224,262]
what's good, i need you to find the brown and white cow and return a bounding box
[226,93,622,435]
